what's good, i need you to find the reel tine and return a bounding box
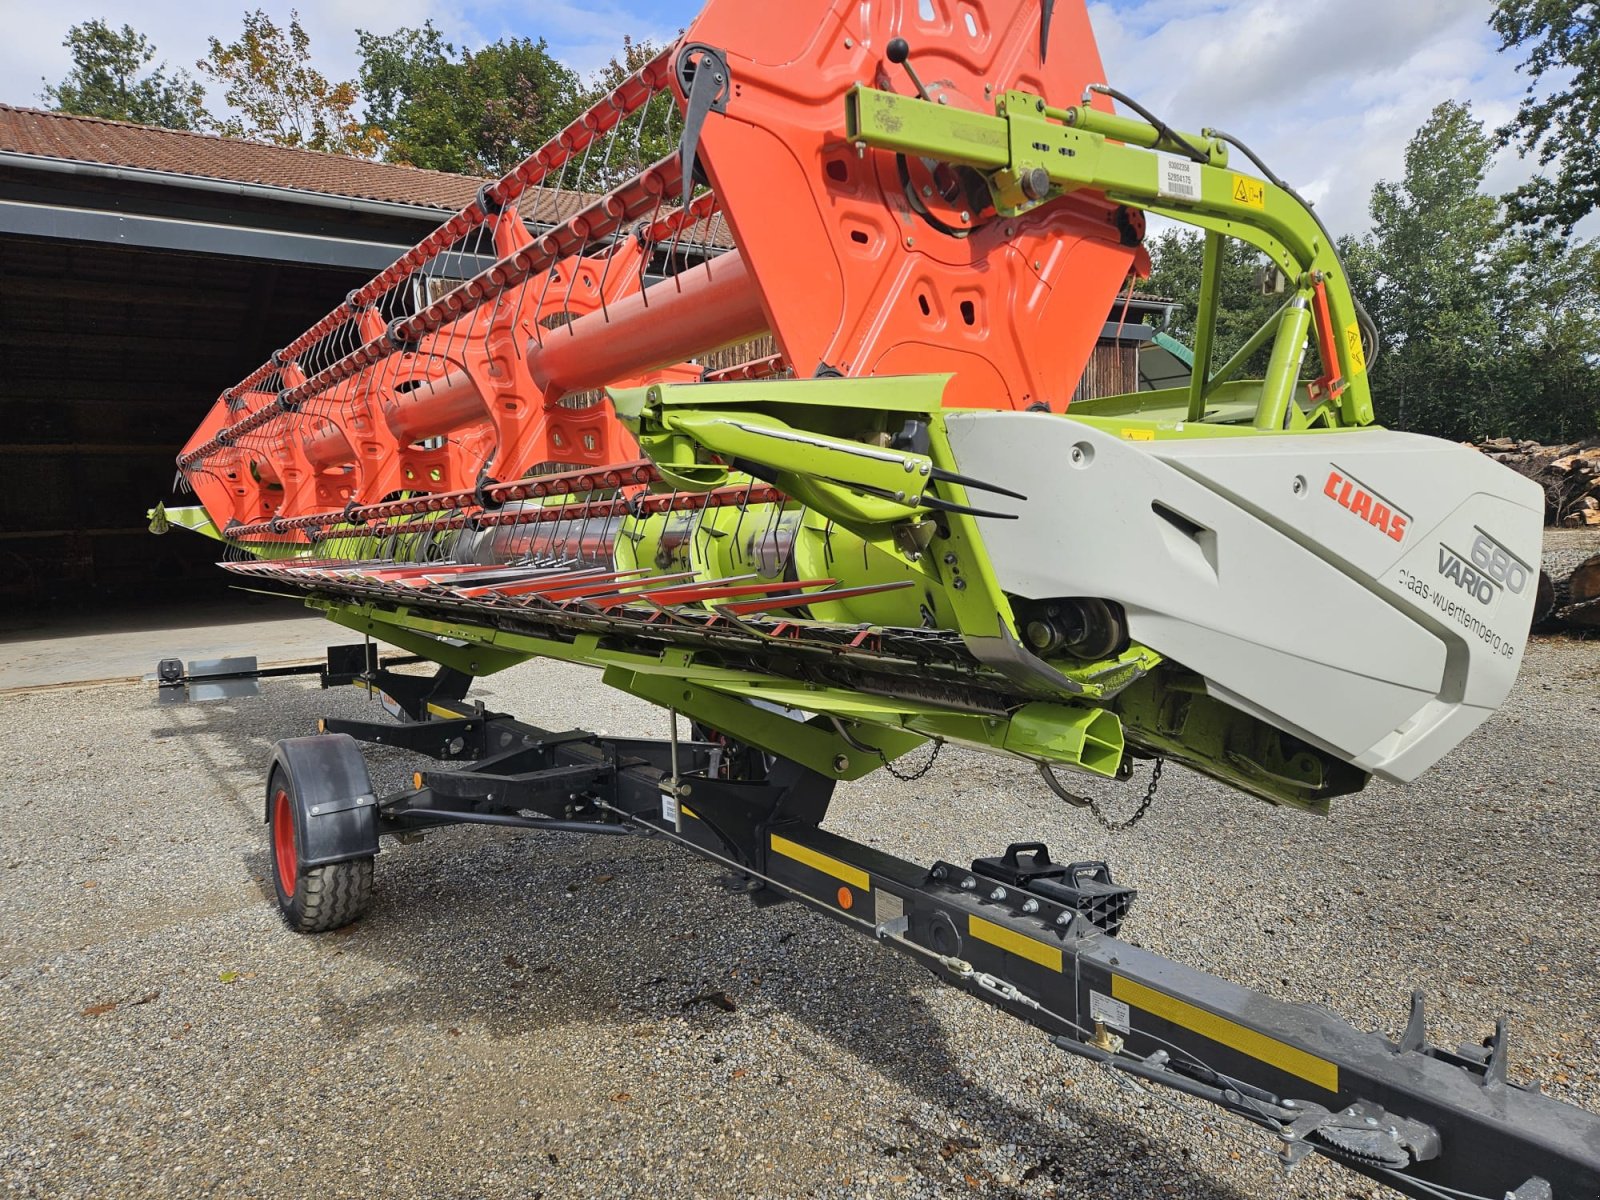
[822,479,1019,521]
[927,465,1028,501]
[712,578,915,617]
[917,494,1020,520]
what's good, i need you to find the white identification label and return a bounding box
[1156,153,1199,203]
[874,889,905,925]
[660,788,679,824]
[1089,989,1131,1033]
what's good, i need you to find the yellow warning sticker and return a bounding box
[1231,175,1266,209]
[1121,428,1156,441]
[1344,321,1367,375]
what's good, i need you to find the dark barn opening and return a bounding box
[0,106,475,617]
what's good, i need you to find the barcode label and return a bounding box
[874,889,905,925]
[661,788,679,824]
[1156,153,1199,203]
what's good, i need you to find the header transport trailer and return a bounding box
[150,1,1596,1194]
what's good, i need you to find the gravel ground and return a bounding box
[1,627,1597,1199]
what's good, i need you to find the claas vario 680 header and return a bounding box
[152,2,1596,1195]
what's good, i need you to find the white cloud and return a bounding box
[4,0,1586,239]
[0,0,685,119]
[1088,0,1548,235]
[0,0,436,115]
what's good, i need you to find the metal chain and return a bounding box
[1040,757,1164,832]
[879,738,944,781]
[1089,757,1163,832]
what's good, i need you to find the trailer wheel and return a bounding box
[267,766,373,933]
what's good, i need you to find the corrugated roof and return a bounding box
[0,104,480,211]
[0,104,734,248]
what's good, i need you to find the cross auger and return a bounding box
[152,3,1596,1196]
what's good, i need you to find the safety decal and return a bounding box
[1344,321,1367,375]
[1231,175,1265,209]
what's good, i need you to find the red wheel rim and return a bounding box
[272,788,298,896]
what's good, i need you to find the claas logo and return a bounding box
[1323,468,1408,543]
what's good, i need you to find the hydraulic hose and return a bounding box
[1086,84,1211,164]
[1203,126,1382,370]
[1085,88,1382,371]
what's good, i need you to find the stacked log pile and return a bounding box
[1473,439,1599,632]
[1476,438,1600,526]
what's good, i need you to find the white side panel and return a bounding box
[1142,431,1542,715]
[944,414,1543,782]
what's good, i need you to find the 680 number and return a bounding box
[1470,532,1527,595]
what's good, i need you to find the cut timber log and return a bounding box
[1538,550,1600,631]
[1573,554,1600,606]
[1570,496,1600,527]
[1565,598,1600,628]
[1534,569,1556,628]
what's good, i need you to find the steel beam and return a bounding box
[342,688,1600,1200]
[0,198,447,270]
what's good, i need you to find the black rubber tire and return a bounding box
[267,766,374,933]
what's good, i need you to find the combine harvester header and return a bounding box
[154,2,1597,1195]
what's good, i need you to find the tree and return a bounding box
[197,10,382,157]
[1141,227,1294,378]
[1353,102,1505,438]
[1353,101,1599,441]
[356,22,451,147]
[356,24,584,175]
[1490,220,1600,439]
[1491,0,1600,233]
[582,36,678,186]
[41,20,206,130]
[1142,102,1600,442]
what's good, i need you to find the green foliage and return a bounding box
[197,9,382,157]
[356,22,585,175]
[1491,0,1600,233]
[1491,222,1600,438]
[356,23,450,135]
[1141,228,1295,378]
[1350,102,1505,438]
[41,20,206,130]
[356,28,680,185]
[1144,101,1599,442]
[583,37,679,187]
[1349,101,1600,441]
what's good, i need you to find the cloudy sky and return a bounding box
[0,0,1557,237]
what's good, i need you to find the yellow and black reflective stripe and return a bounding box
[1112,976,1338,1092]
[769,834,870,891]
[967,915,1063,972]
